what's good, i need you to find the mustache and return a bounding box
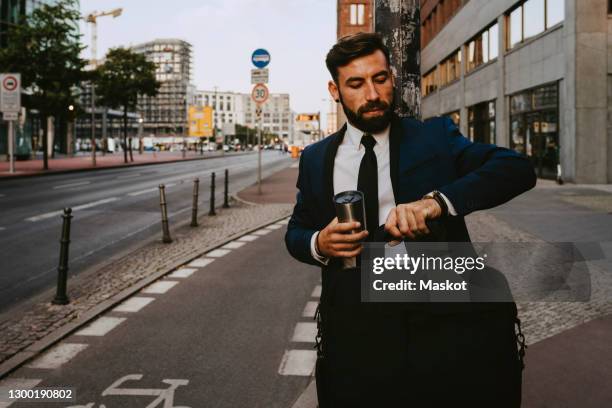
[357,100,390,115]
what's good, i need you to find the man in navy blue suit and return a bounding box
[285,33,536,407]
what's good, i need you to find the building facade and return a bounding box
[335,0,375,130]
[195,90,245,131]
[132,39,193,136]
[420,0,612,183]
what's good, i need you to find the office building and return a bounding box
[132,39,193,136]
[421,0,612,183]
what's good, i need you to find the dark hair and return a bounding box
[325,32,391,83]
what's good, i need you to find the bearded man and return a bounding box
[285,32,535,407]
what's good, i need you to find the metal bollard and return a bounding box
[223,169,230,208]
[52,208,72,305]
[209,172,216,216]
[191,178,199,227]
[159,184,173,243]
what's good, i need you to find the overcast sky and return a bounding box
[80,0,337,127]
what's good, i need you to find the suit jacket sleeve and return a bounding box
[285,149,321,266]
[437,117,537,216]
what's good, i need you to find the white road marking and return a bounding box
[311,285,322,298]
[188,258,215,268]
[278,350,317,376]
[0,194,5,197]
[221,241,245,250]
[25,343,88,369]
[206,248,231,258]
[75,316,126,336]
[291,322,317,343]
[53,180,91,190]
[0,227,5,231]
[116,173,141,180]
[266,224,283,230]
[168,268,197,278]
[142,280,179,294]
[0,378,42,407]
[252,228,273,236]
[303,301,318,318]
[25,197,119,222]
[276,218,290,225]
[290,162,299,168]
[237,234,259,242]
[128,183,176,197]
[113,297,155,313]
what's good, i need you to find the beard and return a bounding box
[338,91,395,133]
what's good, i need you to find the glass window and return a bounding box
[509,6,523,48]
[349,4,365,25]
[524,0,545,39]
[482,30,489,63]
[489,24,499,60]
[546,0,564,27]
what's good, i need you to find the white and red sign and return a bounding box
[251,83,269,104]
[1,73,21,114]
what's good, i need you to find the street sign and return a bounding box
[0,73,21,113]
[3,112,18,120]
[251,68,269,84]
[251,83,269,104]
[251,49,271,69]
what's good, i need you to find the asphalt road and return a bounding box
[0,151,293,314]
[6,226,321,408]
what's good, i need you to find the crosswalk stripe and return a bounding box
[113,297,155,313]
[168,268,198,278]
[252,229,273,236]
[265,224,283,230]
[278,350,317,376]
[237,234,259,242]
[302,301,318,318]
[75,317,126,337]
[206,249,231,258]
[311,285,321,298]
[142,281,179,294]
[221,241,246,250]
[188,258,215,268]
[25,343,88,370]
[291,322,317,343]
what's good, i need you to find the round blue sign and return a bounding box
[251,48,271,69]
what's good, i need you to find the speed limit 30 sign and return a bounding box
[251,83,269,104]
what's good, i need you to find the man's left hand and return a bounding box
[384,199,442,240]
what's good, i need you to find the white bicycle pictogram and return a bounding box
[66,373,190,408]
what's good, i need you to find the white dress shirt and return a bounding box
[310,121,456,264]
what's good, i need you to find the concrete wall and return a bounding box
[570,0,609,183]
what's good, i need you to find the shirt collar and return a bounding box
[344,120,390,150]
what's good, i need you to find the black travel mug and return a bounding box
[333,190,366,269]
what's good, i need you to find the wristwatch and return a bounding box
[422,190,448,218]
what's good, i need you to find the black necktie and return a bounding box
[358,133,378,235]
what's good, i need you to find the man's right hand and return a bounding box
[316,217,369,259]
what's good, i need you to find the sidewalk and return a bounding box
[0,150,245,178]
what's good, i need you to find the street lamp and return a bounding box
[138,117,144,154]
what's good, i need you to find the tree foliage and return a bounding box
[96,47,160,162]
[0,0,87,168]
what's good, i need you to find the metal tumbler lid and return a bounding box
[333,190,363,205]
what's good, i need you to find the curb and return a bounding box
[0,206,290,379]
[0,151,253,181]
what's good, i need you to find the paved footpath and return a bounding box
[0,151,243,178]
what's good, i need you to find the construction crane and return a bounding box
[84,8,123,67]
[83,8,122,165]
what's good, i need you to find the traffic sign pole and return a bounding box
[257,104,262,195]
[8,120,14,174]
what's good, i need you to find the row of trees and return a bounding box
[0,0,160,168]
